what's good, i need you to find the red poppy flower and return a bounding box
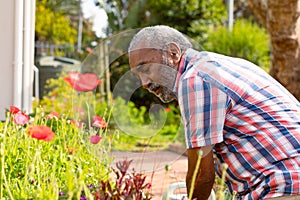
[64,72,77,85]
[27,125,55,142]
[64,72,101,92]
[14,112,29,125]
[70,119,83,128]
[10,106,20,114]
[92,116,107,128]
[45,111,60,120]
[165,107,171,112]
[89,135,102,144]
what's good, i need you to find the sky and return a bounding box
[81,0,108,38]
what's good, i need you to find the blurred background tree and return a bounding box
[204,19,270,71]
[105,0,227,42]
[35,0,99,59]
[102,0,270,107]
[245,0,300,100]
[35,0,274,106]
[35,0,78,44]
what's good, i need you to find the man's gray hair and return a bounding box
[128,25,192,54]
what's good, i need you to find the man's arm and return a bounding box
[186,146,215,200]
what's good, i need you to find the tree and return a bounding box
[35,0,77,44]
[145,0,226,35]
[105,0,226,38]
[245,0,300,100]
[102,0,227,108]
[204,19,270,71]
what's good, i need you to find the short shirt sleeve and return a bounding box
[178,75,227,149]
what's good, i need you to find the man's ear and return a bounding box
[166,42,182,64]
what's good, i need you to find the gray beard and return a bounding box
[147,57,178,103]
[147,83,177,103]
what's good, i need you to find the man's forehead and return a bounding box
[129,47,162,55]
[130,40,162,51]
[130,40,163,50]
[129,49,163,70]
[129,48,162,63]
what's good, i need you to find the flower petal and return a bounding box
[92,116,107,128]
[14,112,29,125]
[46,111,60,120]
[64,72,100,92]
[70,120,83,128]
[89,135,101,144]
[27,125,55,142]
[10,106,20,114]
[73,73,99,92]
[64,72,78,87]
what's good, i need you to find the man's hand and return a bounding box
[186,146,215,200]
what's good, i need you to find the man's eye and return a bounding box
[141,68,149,73]
[139,65,150,74]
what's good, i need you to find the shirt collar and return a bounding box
[173,48,204,94]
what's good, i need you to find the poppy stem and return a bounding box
[0,121,14,199]
[85,102,91,128]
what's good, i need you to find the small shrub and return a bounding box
[111,98,183,151]
[0,107,111,199]
[204,19,270,72]
[95,160,152,199]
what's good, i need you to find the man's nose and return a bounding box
[140,75,151,89]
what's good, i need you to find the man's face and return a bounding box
[129,48,178,103]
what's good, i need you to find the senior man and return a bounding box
[128,25,300,200]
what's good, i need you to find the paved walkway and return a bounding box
[110,148,188,200]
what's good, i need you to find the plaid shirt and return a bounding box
[175,49,300,199]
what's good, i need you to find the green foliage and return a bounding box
[34,72,183,151]
[146,0,227,39]
[0,110,111,199]
[2,78,156,198]
[106,0,226,38]
[203,19,270,71]
[111,98,183,151]
[121,99,148,125]
[35,0,77,44]
[188,0,227,44]
[34,73,76,117]
[34,71,110,125]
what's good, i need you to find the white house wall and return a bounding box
[0,0,35,120]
